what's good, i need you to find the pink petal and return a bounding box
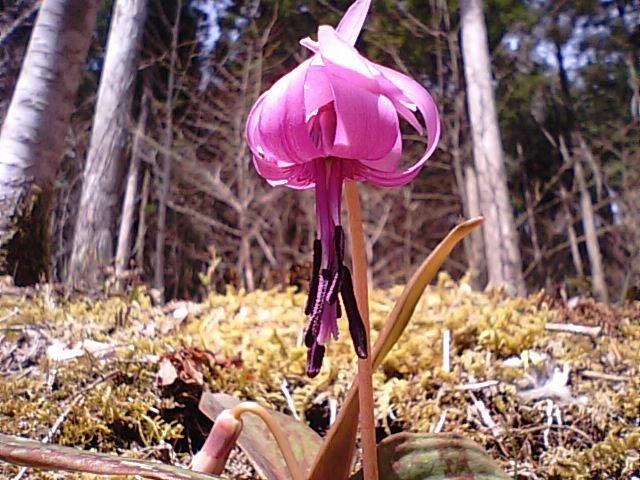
[378,64,440,141]
[335,0,371,46]
[315,28,424,133]
[257,58,322,165]
[358,132,402,173]
[248,96,317,189]
[328,74,400,161]
[254,160,316,189]
[304,65,333,120]
[356,68,442,187]
[317,26,378,89]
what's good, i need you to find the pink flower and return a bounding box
[246,0,440,377]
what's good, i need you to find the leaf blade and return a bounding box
[350,432,510,480]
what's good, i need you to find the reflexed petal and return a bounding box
[356,68,441,187]
[247,95,312,187]
[378,64,440,141]
[329,74,399,161]
[253,159,316,189]
[257,58,322,164]
[335,0,371,46]
[246,91,269,159]
[304,65,333,120]
[317,26,378,89]
[316,28,424,132]
[359,131,402,173]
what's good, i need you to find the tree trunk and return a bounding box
[115,81,150,285]
[463,160,487,288]
[555,43,609,303]
[154,0,182,302]
[67,0,148,290]
[0,0,98,283]
[460,0,524,293]
[574,137,609,303]
[559,184,584,279]
[135,168,151,271]
[443,0,486,289]
[518,143,548,290]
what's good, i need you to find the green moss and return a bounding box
[1,275,639,478]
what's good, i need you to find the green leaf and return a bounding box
[198,392,322,480]
[308,217,485,480]
[0,433,218,480]
[350,432,510,480]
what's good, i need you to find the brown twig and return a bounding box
[580,370,629,382]
[513,424,595,445]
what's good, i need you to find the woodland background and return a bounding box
[0,0,638,303]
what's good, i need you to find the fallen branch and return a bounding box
[454,380,499,391]
[545,322,601,338]
[580,370,629,382]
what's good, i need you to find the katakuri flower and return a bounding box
[246,0,440,377]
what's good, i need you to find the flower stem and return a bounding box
[230,402,304,480]
[345,182,379,480]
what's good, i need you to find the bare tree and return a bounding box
[0,0,99,283]
[440,0,486,289]
[67,0,148,290]
[115,80,151,284]
[554,41,609,303]
[460,0,524,293]
[153,0,181,301]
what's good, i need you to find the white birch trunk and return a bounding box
[67,0,148,289]
[574,137,609,303]
[559,185,584,278]
[114,83,150,283]
[0,0,98,276]
[460,0,524,293]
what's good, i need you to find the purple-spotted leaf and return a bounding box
[350,432,510,480]
[199,392,322,480]
[309,217,485,480]
[0,433,219,480]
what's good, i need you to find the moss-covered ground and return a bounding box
[0,274,638,479]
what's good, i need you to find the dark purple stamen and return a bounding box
[327,226,344,305]
[303,160,368,376]
[306,343,326,378]
[304,269,329,348]
[305,239,322,316]
[340,266,368,359]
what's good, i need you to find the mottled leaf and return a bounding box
[0,433,219,480]
[308,217,485,480]
[199,392,322,480]
[350,432,510,480]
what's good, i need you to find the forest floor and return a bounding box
[0,273,639,479]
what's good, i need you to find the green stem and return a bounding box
[345,182,379,480]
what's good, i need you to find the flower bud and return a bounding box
[191,410,242,474]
